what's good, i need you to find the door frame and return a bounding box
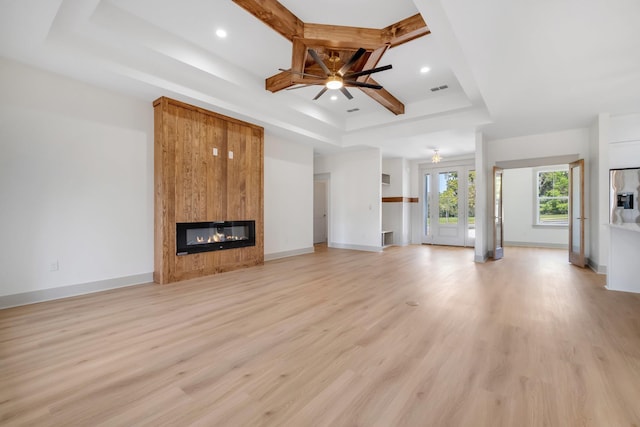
[492,154,585,263]
[420,160,475,247]
[313,173,330,245]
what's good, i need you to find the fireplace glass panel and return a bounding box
[176,221,255,255]
[186,225,250,245]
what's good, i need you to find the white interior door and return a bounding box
[313,180,327,244]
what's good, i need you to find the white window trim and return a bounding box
[533,165,569,227]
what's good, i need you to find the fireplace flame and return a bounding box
[190,233,248,245]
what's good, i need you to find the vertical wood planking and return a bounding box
[153,97,264,283]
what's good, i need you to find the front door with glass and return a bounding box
[422,166,474,247]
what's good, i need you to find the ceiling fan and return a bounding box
[281,48,392,100]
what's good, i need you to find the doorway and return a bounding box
[492,159,585,267]
[421,164,476,247]
[313,175,329,244]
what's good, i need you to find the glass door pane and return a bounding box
[439,171,458,225]
[493,167,504,260]
[571,166,580,253]
[569,159,585,267]
[424,174,431,237]
[467,170,476,243]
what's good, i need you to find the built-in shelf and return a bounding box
[382,230,393,248]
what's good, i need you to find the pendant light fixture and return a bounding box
[432,149,442,163]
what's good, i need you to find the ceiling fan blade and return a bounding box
[313,87,328,100]
[344,80,383,90]
[340,87,353,100]
[278,68,325,79]
[338,48,366,76]
[344,64,393,79]
[308,49,331,76]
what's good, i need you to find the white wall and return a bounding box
[486,128,591,258]
[0,58,316,303]
[607,113,640,292]
[409,159,423,245]
[474,131,488,261]
[382,158,405,198]
[502,167,568,247]
[589,115,606,272]
[264,134,314,258]
[382,158,411,245]
[0,58,154,298]
[314,148,382,251]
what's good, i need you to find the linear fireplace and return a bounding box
[176,221,256,255]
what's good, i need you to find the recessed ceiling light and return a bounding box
[330,95,338,101]
[420,66,431,74]
[215,29,227,38]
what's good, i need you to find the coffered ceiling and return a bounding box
[1,0,639,160]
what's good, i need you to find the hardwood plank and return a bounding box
[2,246,639,426]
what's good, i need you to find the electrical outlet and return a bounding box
[213,147,218,156]
[228,150,233,159]
[49,260,59,272]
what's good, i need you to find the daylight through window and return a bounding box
[537,169,569,225]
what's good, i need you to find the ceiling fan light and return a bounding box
[326,76,343,90]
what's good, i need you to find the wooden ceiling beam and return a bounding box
[303,24,383,50]
[291,38,306,74]
[234,0,428,114]
[232,0,303,40]
[382,14,430,48]
[291,78,326,85]
[266,71,294,92]
[358,78,405,115]
[356,45,389,83]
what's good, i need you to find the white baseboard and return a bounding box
[474,253,489,263]
[505,241,568,249]
[587,258,607,275]
[328,242,383,252]
[0,273,153,310]
[264,247,314,261]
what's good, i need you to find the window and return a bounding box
[536,168,569,225]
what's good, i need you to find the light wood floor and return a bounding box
[1,245,639,426]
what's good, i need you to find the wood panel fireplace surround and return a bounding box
[153,97,264,284]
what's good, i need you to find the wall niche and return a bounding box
[153,97,264,284]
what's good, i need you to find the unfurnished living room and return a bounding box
[1,0,640,426]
